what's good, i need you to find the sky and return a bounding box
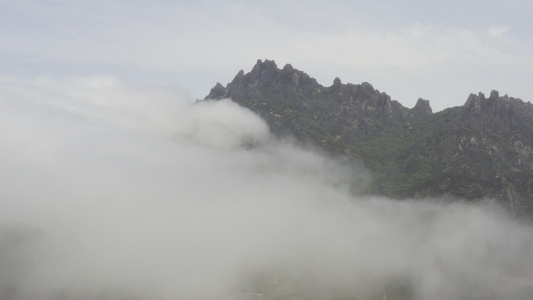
[1,0,533,111]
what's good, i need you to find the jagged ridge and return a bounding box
[205,59,533,217]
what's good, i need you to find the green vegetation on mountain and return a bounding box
[205,59,533,217]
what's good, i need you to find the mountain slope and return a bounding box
[205,59,533,217]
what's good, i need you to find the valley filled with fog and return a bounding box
[0,76,532,300]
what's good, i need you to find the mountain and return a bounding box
[205,59,533,218]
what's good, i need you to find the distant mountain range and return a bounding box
[205,59,533,218]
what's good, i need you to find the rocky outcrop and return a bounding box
[210,59,321,100]
[464,90,532,122]
[205,59,432,142]
[204,59,533,218]
[412,98,432,116]
[212,60,425,118]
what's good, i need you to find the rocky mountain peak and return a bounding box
[361,81,374,91]
[282,63,294,72]
[489,89,500,100]
[464,92,485,117]
[250,59,278,85]
[332,77,342,87]
[203,60,533,217]
[207,82,226,99]
[205,59,435,123]
[412,98,432,116]
[463,89,525,120]
[205,59,322,100]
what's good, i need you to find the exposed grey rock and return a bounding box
[207,82,226,99]
[204,59,533,218]
[412,98,432,116]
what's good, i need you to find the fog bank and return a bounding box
[0,76,532,300]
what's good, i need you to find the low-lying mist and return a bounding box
[0,76,532,300]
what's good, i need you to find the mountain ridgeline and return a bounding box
[205,59,533,217]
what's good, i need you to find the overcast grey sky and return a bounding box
[1,0,532,111]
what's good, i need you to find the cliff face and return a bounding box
[205,59,533,217]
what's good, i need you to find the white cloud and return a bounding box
[289,23,520,70]
[487,26,509,38]
[0,77,532,299]
[1,1,526,72]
